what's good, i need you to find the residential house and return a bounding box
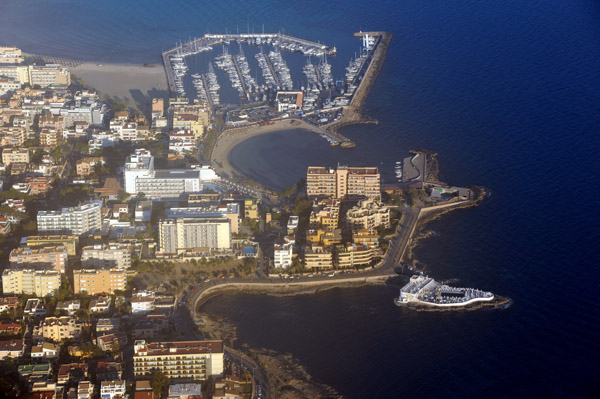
[97,332,127,352]
[0,339,24,359]
[30,342,59,359]
[0,322,21,335]
[57,363,89,384]
[0,296,20,313]
[96,362,122,382]
[33,317,82,342]
[96,318,120,334]
[89,296,112,313]
[56,300,81,316]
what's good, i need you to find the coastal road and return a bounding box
[378,206,421,271]
[181,206,423,398]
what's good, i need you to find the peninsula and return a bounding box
[0,30,503,399]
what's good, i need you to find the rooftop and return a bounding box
[135,340,223,356]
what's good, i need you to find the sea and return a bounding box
[1,0,598,397]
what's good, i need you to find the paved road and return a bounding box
[180,206,423,399]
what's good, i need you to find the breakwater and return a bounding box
[323,31,392,136]
[192,275,393,310]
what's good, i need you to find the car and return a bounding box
[204,278,211,283]
[307,274,314,278]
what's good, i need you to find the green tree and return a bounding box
[151,371,169,399]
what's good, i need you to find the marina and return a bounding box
[161,30,390,150]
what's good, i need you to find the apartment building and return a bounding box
[78,381,94,399]
[100,380,126,399]
[172,103,209,138]
[73,269,126,295]
[37,201,102,236]
[9,245,68,273]
[309,199,340,229]
[304,246,334,269]
[81,243,132,269]
[273,243,294,269]
[39,128,61,147]
[39,110,65,130]
[2,147,29,165]
[352,229,381,250]
[0,78,21,95]
[169,130,195,153]
[29,64,71,87]
[335,244,376,269]
[0,46,24,64]
[0,64,70,87]
[306,167,336,198]
[96,318,121,334]
[21,235,79,256]
[346,199,390,230]
[0,127,26,147]
[307,166,381,200]
[1,269,61,296]
[159,217,231,254]
[76,157,105,176]
[33,317,82,342]
[133,340,224,381]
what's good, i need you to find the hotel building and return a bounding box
[133,340,224,381]
[307,166,381,200]
[159,217,231,254]
[37,201,102,236]
[124,149,216,198]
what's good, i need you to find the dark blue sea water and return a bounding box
[2,0,598,397]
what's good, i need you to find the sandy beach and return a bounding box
[211,119,329,178]
[69,62,167,110]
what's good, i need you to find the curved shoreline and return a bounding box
[211,119,331,180]
[194,275,392,310]
[210,31,393,185]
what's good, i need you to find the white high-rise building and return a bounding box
[124,149,154,194]
[159,217,231,254]
[37,201,102,236]
[123,149,219,198]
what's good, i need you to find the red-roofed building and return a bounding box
[0,296,20,313]
[0,322,21,335]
